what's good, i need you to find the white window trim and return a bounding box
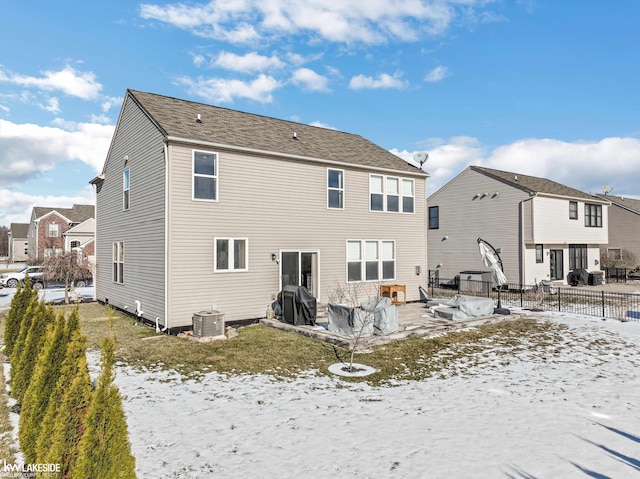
[47,223,59,238]
[327,168,345,210]
[193,149,219,202]
[123,169,130,211]
[214,237,249,272]
[369,174,415,214]
[113,241,124,284]
[346,239,396,283]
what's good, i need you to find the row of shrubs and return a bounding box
[3,277,137,478]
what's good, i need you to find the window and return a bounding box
[347,240,395,282]
[123,169,130,210]
[535,244,543,263]
[215,238,248,272]
[569,244,587,270]
[569,201,578,220]
[113,241,124,284]
[47,223,59,237]
[369,175,414,213]
[44,248,62,257]
[428,206,439,229]
[584,203,602,227]
[193,150,218,201]
[327,169,344,209]
[70,241,80,248]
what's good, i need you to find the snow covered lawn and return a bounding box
[117,311,640,478]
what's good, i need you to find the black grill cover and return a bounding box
[281,285,316,326]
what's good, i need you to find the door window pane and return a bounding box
[234,239,246,270]
[216,239,229,270]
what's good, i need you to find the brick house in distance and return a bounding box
[27,204,95,263]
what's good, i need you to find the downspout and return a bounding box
[162,142,170,332]
[519,195,535,286]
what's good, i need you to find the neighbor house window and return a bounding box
[535,244,543,263]
[44,248,62,257]
[113,241,124,284]
[347,240,395,282]
[569,244,587,270]
[428,206,439,229]
[123,169,130,210]
[70,241,80,248]
[193,150,218,201]
[327,169,344,209]
[369,175,414,213]
[215,238,248,272]
[584,203,602,227]
[48,223,59,237]
[569,201,578,220]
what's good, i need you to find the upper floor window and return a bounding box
[428,206,439,229]
[569,201,578,220]
[535,244,543,263]
[123,169,130,210]
[327,169,344,209]
[369,175,414,213]
[215,238,248,272]
[113,241,124,284]
[47,223,59,238]
[70,240,80,248]
[584,203,602,227]
[193,150,218,201]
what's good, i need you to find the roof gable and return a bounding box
[597,194,640,214]
[127,89,425,176]
[9,223,29,238]
[32,204,95,224]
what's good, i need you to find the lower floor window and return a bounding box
[347,240,395,282]
[535,244,543,263]
[569,244,587,270]
[113,241,124,284]
[215,238,248,272]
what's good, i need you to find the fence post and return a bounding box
[558,287,561,311]
[520,284,523,307]
[602,290,605,318]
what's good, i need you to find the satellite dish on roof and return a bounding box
[413,152,429,169]
[602,185,613,195]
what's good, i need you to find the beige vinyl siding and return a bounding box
[427,169,529,284]
[605,205,640,264]
[94,97,166,322]
[531,196,608,244]
[166,143,427,326]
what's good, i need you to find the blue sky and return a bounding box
[1,0,639,225]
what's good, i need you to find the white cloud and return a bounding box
[176,74,283,103]
[191,53,207,68]
[101,96,123,113]
[392,136,640,199]
[212,51,285,72]
[0,119,114,188]
[309,121,337,130]
[0,65,102,100]
[424,65,448,83]
[139,0,497,45]
[349,71,408,90]
[291,68,331,92]
[0,186,95,225]
[41,97,61,114]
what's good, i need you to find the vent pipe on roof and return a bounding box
[196,114,202,123]
[293,131,298,140]
[514,175,518,181]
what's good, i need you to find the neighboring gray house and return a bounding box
[596,194,640,268]
[91,90,429,329]
[427,166,609,286]
[8,223,29,262]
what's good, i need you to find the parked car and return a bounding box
[0,266,44,288]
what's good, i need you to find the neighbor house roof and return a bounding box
[32,204,95,224]
[596,194,640,214]
[127,89,425,176]
[471,166,606,202]
[9,223,29,238]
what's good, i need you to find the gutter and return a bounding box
[165,135,430,178]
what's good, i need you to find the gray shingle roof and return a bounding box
[471,166,602,201]
[10,223,28,238]
[33,204,95,223]
[128,89,424,175]
[597,194,640,214]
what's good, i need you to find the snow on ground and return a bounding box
[115,311,640,479]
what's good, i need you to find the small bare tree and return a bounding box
[600,248,639,269]
[42,252,92,304]
[328,282,385,373]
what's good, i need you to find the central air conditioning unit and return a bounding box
[192,310,225,338]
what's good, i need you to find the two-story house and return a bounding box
[427,166,609,286]
[27,205,95,262]
[596,194,640,268]
[91,90,429,330]
[8,223,29,262]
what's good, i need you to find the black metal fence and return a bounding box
[602,267,639,283]
[427,277,640,321]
